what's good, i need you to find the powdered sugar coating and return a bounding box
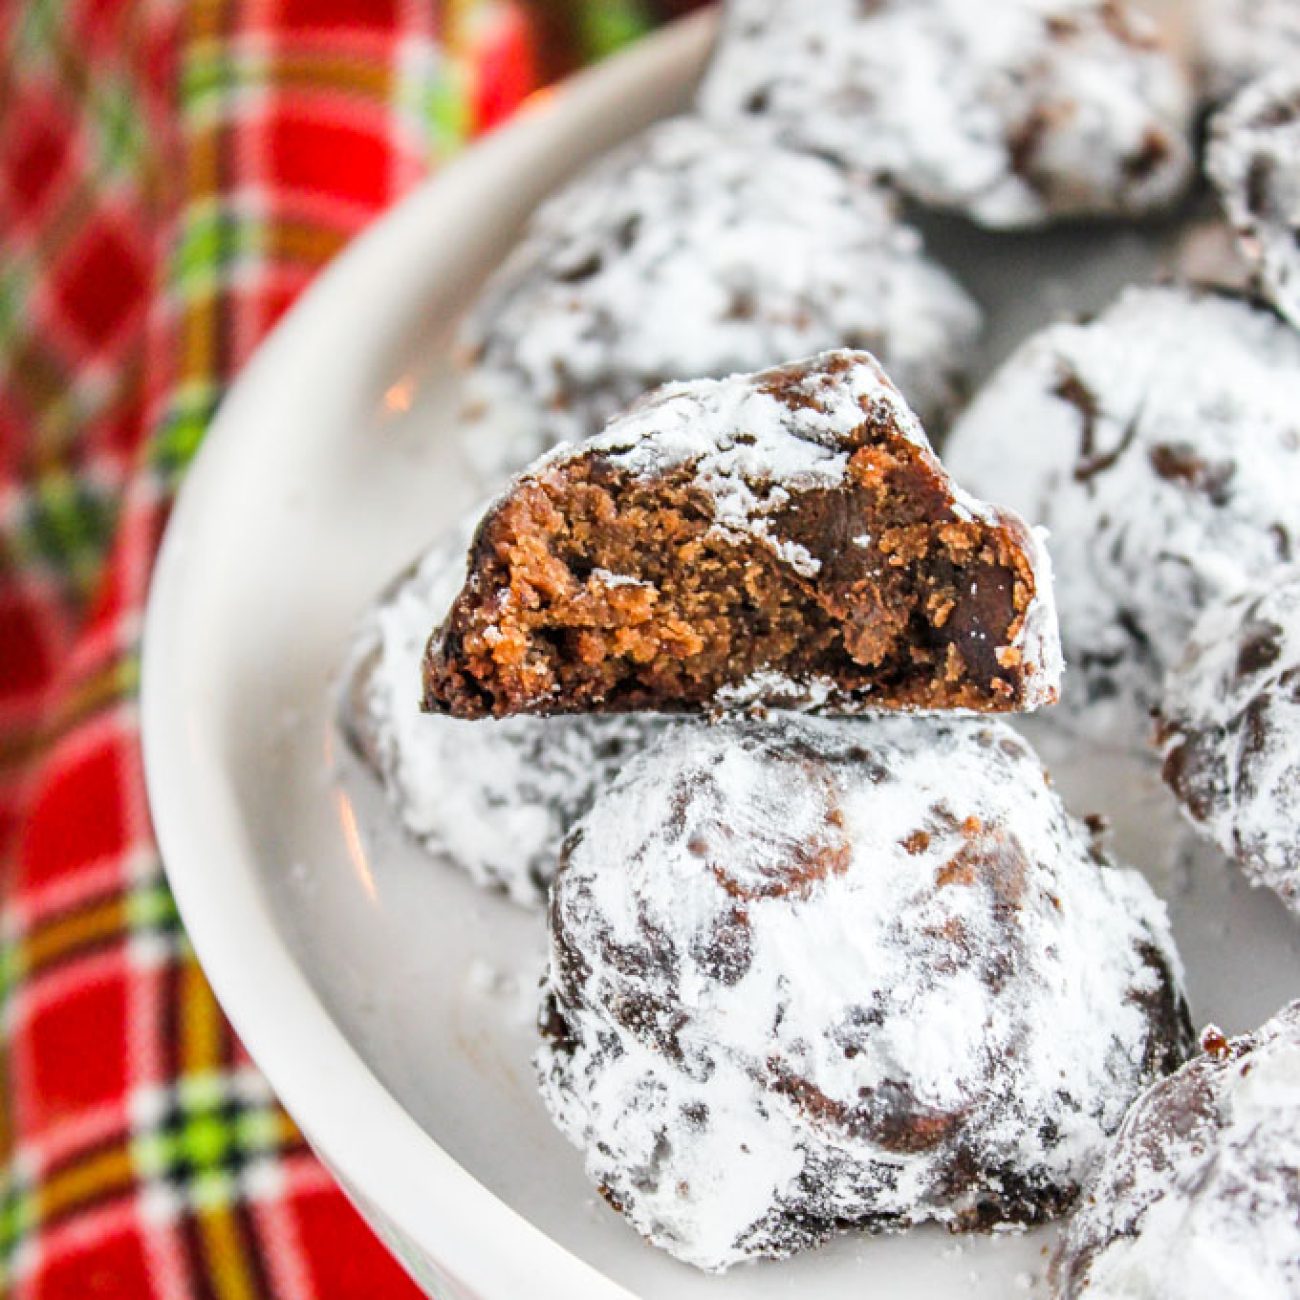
[537,715,1191,1272]
[1157,568,1300,915]
[1192,0,1300,101]
[338,526,663,907]
[697,0,1193,229]
[1053,1003,1300,1299]
[1209,70,1300,330]
[945,285,1300,753]
[459,117,981,475]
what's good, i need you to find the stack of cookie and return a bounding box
[336,0,1300,1291]
[417,348,1198,1271]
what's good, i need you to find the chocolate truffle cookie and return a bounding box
[338,525,663,906]
[459,117,981,474]
[1156,569,1300,916]
[1192,0,1300,102]
[1053,1003,1300,1299]
[697,0,1193,229]
[1209,70,1300,329]
[538,716,1192,1271]
[945,285,1300,752]
[424,352,1062,720]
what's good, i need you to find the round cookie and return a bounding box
[537,716,1192,1271]
[458,116,981,474]
[1157,568,1300,916]
[1052,1003,1300,1299]
[337,525,663,907]
[1209,70,1300,330]
[696,0,1193,229]
[945,285,1300,753]
[1192,0,1300,102]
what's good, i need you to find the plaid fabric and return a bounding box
[0,2,702,1295]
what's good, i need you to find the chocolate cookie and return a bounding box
[1192,0,1300,102]
[459,116,981,475]
[1053,1003,1300,1298]
[338,525,663,906]
[1157,568,1300,916]
[697,0,1193,228]
[945,285,1300,753]
[424,352,1062,720]
[537,716,1192,1271]
[1209,70,1300,329]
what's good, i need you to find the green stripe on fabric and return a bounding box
[131,1075,297,1194]
[10,0,60,68]
[149,384,222,485]
[0,265,30,360]
[579,0,654,58]
[126,877,182,933]
[13,472,118,598]
[422,63,473,158]
[0,1178,37,1272]
[93,78,149,177]
[174,204,264,296]
[0,931,25,1024]
[181,39,267,117]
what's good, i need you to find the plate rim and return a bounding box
[140,15,719,1299]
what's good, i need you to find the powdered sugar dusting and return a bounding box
[458,116,981,474]
[1157,568,1300,914]
[698,0,1193,228]
[1209,70,1300,330]
[1019,526,1065,705]
[538,715,1189,1271]
[946,285,1300,753]
[591,354,870,538]
[337,524,665,907]
[1192,0,1300,100]
[1053,1002,1300,1299]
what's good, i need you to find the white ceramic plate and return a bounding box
[142,10,1300,1299]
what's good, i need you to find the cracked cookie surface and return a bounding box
[538,715,1192,1271]
[458,116,981,474]
[698,0,1193,228]
[946,285,1300,752]
[1053,1002,1300,1299]
[1157,568,1300,916]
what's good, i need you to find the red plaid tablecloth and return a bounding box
[0,3,701,1294]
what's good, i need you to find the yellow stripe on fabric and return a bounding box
[0,725,48,775]
[34,657,140,756]
[179,956,224,1077]
[271,51,393,101]
[177,0,229,399]
[36,1142,136,1224]
[53,655,140,730]
[264,221,350,271]
[178,119,222,387]
[197,1205,260,1300]
[0,671,131,784]
[443,0,479,55]
[23,893,127,975]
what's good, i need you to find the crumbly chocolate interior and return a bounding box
[536,716,1192,1270]
[423,436,1044,719]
